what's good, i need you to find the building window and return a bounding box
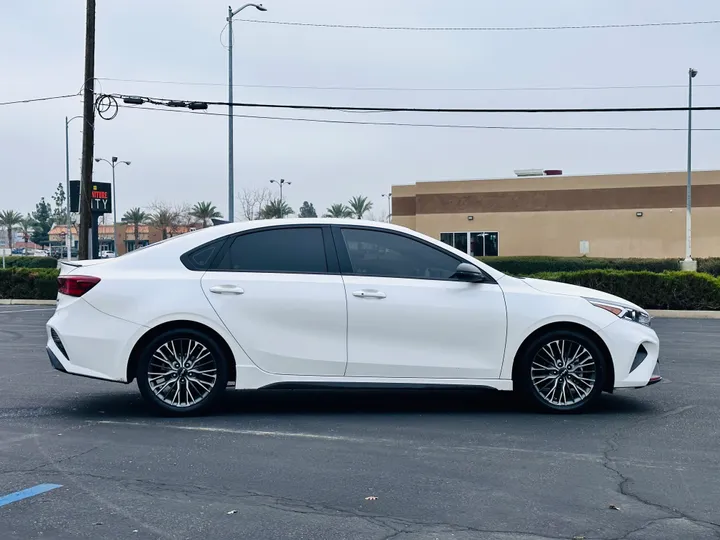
[441,231,499,257]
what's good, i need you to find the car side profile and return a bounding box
[46,219,661,415]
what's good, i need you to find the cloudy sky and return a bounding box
[1,0,719,221]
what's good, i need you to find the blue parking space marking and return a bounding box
[0,484,63,508]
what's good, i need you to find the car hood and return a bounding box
[521,277,644,311]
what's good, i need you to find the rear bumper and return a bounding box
[46,298,147,382]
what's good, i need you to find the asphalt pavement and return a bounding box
[0,306,719,540]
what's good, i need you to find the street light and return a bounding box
[381,193,392,222]
[65,115,82,260]
[683,68,698,271]
[270,178,291,204]
[227,3,267,223]
[95,156,131,257]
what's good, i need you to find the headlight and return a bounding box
[587,299,652,327]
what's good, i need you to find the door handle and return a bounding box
[209,285,244,295]
[352,290,386,299]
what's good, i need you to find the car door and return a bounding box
[333,225,507,380]
[200,225,348,377]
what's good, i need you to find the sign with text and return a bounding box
[69,181,112,214]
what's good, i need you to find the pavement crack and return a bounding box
[610,516,720,540]
[602,422,720,536]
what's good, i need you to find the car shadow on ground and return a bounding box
[59,387,657,421]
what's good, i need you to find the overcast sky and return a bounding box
[1,0,719,220]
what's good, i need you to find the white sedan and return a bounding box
[46,219,661,415]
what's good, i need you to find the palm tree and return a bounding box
[122,207,148,251]
[190,201,222,228]
[149,208,175,240]
[0,210,23,252]
[323,203,353,218]
[258,199,294,219]
[348,195,373,219]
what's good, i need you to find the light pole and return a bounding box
[227,3,267,223]
[95,157,130,257]
[683,68,698,271]
[65,115,82,260]
[382,193,392,222]
[270,178,291,204]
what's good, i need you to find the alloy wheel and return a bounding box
[530,339,597,407]
[147,339,218,408]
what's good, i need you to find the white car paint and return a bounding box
[342,274,507,379]
[46,219,660,410]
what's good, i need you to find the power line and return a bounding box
[96,77,720,92]
[109,93,720,114]
[236,18,720,32]
[117,103,720,132]
[0,93,79,107]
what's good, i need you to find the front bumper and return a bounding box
[600,318,660,389]
[647,360,662,386]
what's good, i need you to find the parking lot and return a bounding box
[0,306,718,539]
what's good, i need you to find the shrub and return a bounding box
[0,268,60,300]
[3,256,58,269]
[527,269,720,311]
[697,258,720,277]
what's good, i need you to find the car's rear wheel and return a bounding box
[137,328,228,415]
[516,329,607,413]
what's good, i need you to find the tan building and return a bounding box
[391,170,720,259]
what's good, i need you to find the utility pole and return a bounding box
[227,3,267,223]
[682,67,698,271]
[382,193,392,222]
[78,0,96,260]
[227,5,235,224]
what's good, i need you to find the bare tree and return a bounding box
[237,188,272,221]
[366,210,388,223]
[147,201,192,239]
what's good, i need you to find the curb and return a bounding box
[649,310,720,319]
[0,299,57,306]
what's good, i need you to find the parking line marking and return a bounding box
[96,420,368,442]
[0,484,63,508]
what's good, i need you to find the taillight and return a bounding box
[57,275,101,297]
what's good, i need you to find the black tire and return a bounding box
[515,329,607,413]
[137,328,228,416]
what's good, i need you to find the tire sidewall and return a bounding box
[137,328,228,416]
[517,329,607,413]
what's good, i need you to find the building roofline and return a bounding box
[410,168,720,185]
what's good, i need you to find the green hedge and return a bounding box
[698,258,720,276]
[529,269,720,311]
[480,256,720,276]
[2,256,58,269]
[0,268,60,300]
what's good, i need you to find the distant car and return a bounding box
[99,250,115,259]
[46,219,661,416]
[32,249,49,257]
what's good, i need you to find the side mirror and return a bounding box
[452,262,486,283]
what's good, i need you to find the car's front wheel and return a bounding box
[137,328,228,415]
[515,329,607,413]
